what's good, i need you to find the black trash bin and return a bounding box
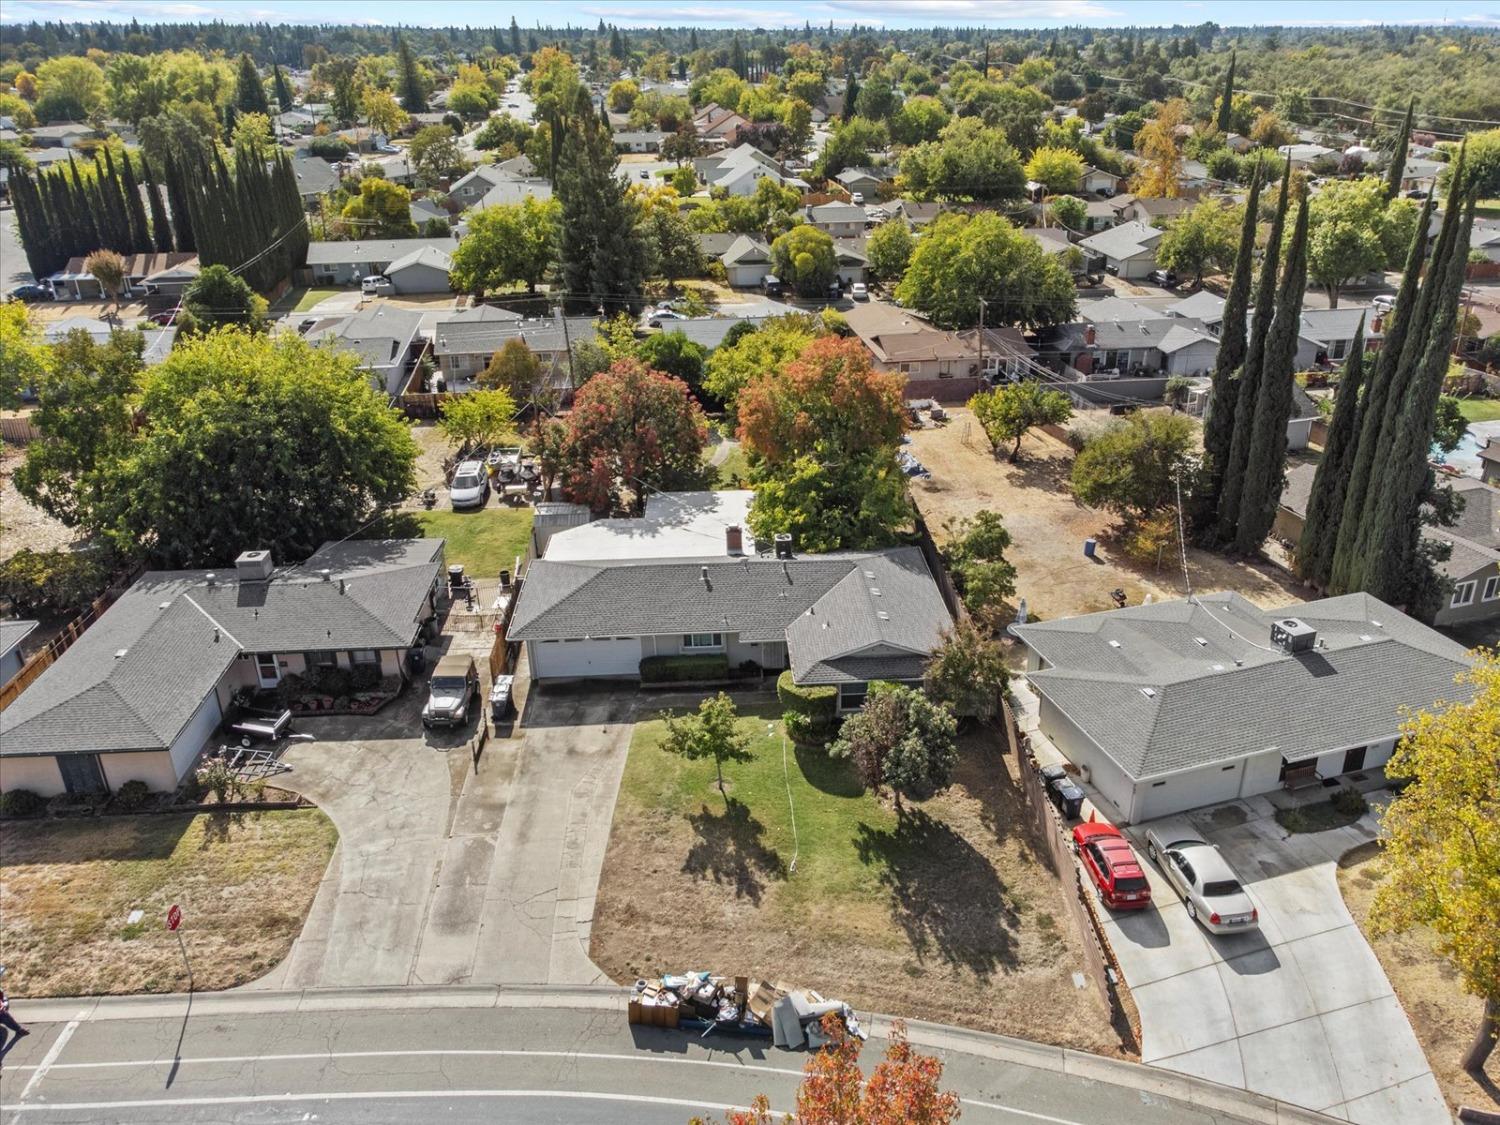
[1049,776,1085,820]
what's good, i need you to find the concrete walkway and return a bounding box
[1106,797,1446,1125]
[251,686,635,990]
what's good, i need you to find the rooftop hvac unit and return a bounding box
[774,533,794,560]
[1271,617,1318,653]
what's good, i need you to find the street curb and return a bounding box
[15,984,1340,1123]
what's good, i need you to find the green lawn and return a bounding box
[1476,199,1500,221]
[274,287,345,313]
[708,444,751,488]
[370,508,533,576]
[1454,397,1500,423]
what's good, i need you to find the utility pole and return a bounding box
[977,297,986,381]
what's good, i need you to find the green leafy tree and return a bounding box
[747,452,912,554]
[14,328,141,529]
[234,52,269,115]
[438,386,520,451]
[646,206,705,288]
[34,56,105,122]
[83,249,127,314]
[556,118,648,313]
[900,117,1024,203]
[1433,395,1468,454]
[770,224,837,297]
[637,331,708,401]
[897,212,1075,329]
[829,684,959,812]
[890,94,949,145]
[1049,194,1087,232]
[408,124,466,183]
[969,382,1073,462]
[815,116,886,180]
[559,357,708,514]
[181,263,268,332]
[925,619,1010,721]
[93,328,416,566]
[341,176,419,239]
[480,339,543,402]
[865,219,914,283]
[661,692,752,796]
[0,303,50,410]
[1072,412,1198,521]
[1155,197,1240,286]
[940,510,1018,628]
[272,64,293,111]
[450,196,558,296]
[1024,146,1085,195]
[231,110,273,153]
[361,87,408,141]
[702,314,818,409]
[1305,177,1398,308]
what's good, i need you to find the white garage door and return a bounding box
[532,638,642,679]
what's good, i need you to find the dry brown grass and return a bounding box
[0,810,336,997]
[1337,842,1499,1115]
[907,407,1310,625]
[591,704,1124,1057]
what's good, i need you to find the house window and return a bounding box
[351,649,379,665]
[839,683,868,710]
[897,362,912,374]
[682,633,724,651]
[1452,580,1477,608]
[305,650,337,671]
[1484,576,1500,602]
[1332,339,1347,360]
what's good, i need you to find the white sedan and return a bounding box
[1144,825,1260,935]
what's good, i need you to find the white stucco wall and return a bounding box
[0,755,65,797]
[101,750,183,792]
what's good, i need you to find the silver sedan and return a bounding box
[1144,826,1260,935]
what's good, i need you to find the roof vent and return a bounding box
[114,648,129,659]
[159,601,172,610]
[1211,663,1225,671]
[1140,687,1157,698]
[1107,639,1122,648]
[205,573,217,586]
[863,570,876,579]
[320,568,333,582]
[339,578,347,595]
[877,611,890,620]
[700,565,710,585]
[725,525,744,556]
[1271,617,1318,653]
[1193,636,1208,646]
[870,587,882,596]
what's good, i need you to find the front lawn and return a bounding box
[0,810,336,996]
[1453,397,1500,423]
[591,700,1121,1055]
[372,508,533,577]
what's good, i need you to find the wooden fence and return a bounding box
[486,574,523,681]
[0,414,40,445]
[0,573,139,712]
[912,515,966,623]
[1007,704,1142,1052]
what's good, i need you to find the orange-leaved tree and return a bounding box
[692,1015,961,1125]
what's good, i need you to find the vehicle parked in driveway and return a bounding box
[644,307,687,326]
[1073,822,1151,910]
[1372,294,1396,313]
[9,283,53,302]
[360,275,392,295]
[1144,825,1259,934]
[1147,269,1179,288]
[449,460,490,510]
[422,653,478,729]
[850,282,869,300]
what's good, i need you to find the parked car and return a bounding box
[1147,269,1179,288]
[761,274,785,297]
[1372,294,1396,314]
[1144,825,1259,934]
[9,283,53,303]
[360,275,392,295]
[145,310,178,326]
[1039,762,1085,820]
[1072,823,1152,910]
[422,653,478,729]
[449,460,490,510]
[645,308,687,326]
[850,282,869,300]
[850,191,865,204]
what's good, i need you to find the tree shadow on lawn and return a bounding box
[956,738,1054,871]
[854,807,1019,978]
[682,796,785,906]
[793,743,865,798]
[1,813,193,863]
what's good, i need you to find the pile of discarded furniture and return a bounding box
[628,972,865,1048]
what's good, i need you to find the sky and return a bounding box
[2,0,1498,30]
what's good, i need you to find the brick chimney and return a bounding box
[1084,323,1097,346]
[725,525,744,556]
[1371,315,1384,334]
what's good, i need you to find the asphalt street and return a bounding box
[1,207,34,289]
[0,989,1331,1125]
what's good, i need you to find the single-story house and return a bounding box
[802,202,868,238]
[1081,166,1122,195]
[1043,316,1218,377]
[955,325,1039,381]
[0,541,444,798]
[1277,466,1500,628]
[1291,306,1384,368]
[277,109,319,134]
[410,197,449,228]
[891,200,943,228]
[449,164,520,210]
[1478,438,1500,487]
[1077,221,1163,280]
[511,492,952,711]
[1,619,39,688]
[28,122,93,147]
[305,237,459,286]
[721,234,774,288]
[43,318,177,366]
[1022,227,1074,257]
[475,176,554,210]
[1015,591,1474,822]
[694,143,807,197]
[1082,198,1119,233]
[1114,195,1192,225]
[693,105,749,147]
[1223,133,1255,155]
[695,232,740,261]
[383,244,454,294]
[303,305,425,397]
[667,316,770,351]
[1278,142,1337,169]
[1164,290,1226,332]
[845,302,971,380]
[1400,158,1447,193]
[835,167,886,199]
[1468,220,1500,264]
[290,156,341,205]
[130,253,200,297]
[831,238,869,285]
[612,130,667,153]
[432,308,595,390]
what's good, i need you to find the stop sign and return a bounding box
[166,904,182,931]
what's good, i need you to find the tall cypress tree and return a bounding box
[272,63,294,111]
[1201,158,1263,512]
[235,52,270,115]
[118,151,151,252]
[1297,317,1366,588]
[509,16,521,57]
[1233,194,1311,555]
[397,38,427,113]
[1328,193,1435,591]
[1216,50,1236,133]
[1384,96,1415,201]
[1216,159,1291,542]
[142,160,174,252]
[97,150,131,251]
[163,152,196,253]
[555,115,647,314]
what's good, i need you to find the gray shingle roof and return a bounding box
[1078,220,1162,262]
[434,314,596,357]
[1016,592,1471,779]
[1,619,38,660]
[305,237,458,267]
[0,540,442,758]
[666,318,769,350]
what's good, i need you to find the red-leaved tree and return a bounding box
[736,336,906,466]
[695,1016,961,1125]
[560,357,708,514]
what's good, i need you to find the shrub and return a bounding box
[113,779,152,811]
[349,663,382,691]
[777,670,837,736]
[309,665,352,697]
[639,654,730,683]
[308,135,349,161]
[0,788,45,818]
[1331,787,1369,817]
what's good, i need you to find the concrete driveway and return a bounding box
[1097,796,1446,1125]
[252,683,635,989]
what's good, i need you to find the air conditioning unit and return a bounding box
[1271,617,1318,653]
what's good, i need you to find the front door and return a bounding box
[58,753,106,795]
[255,653,281,689]
[1342,745,1367,774]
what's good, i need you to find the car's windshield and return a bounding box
[431,676,467,692]
[452,474,480,490]
[1114,876,1149,893]
[1202,879,1243,898]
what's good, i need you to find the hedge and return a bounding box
[639,654,730,684]
[777,670,837,725]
